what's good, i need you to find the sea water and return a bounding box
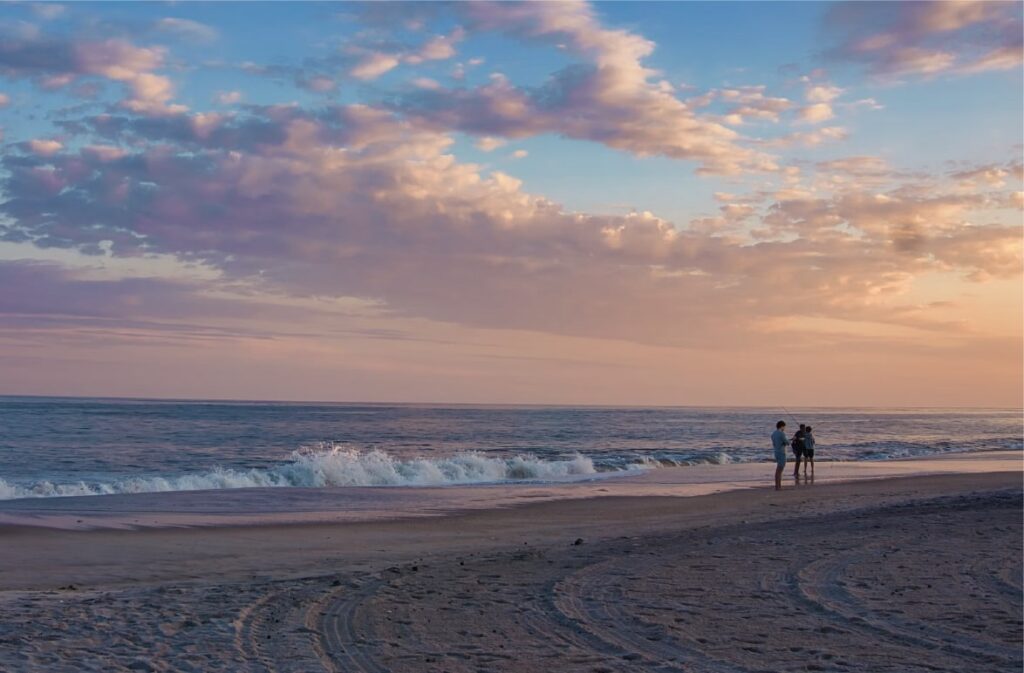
[0,396,1020,501]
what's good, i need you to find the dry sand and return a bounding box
[0,467,1021,672]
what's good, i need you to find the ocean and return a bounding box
[1,396,1020,501]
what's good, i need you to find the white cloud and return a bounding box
[411,77,441,90]
[845,98,885,111]
[156,18,218,43]
[350,52,401,80]
[761,126,848,148]
[806,84,843,103]
[215,90,242,105]
[797,103,835,124]
[475,136,506,152]
[348,27,465,81]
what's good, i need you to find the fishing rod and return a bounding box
[781,406,799,426]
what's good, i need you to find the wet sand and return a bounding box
[0,465,1021,672]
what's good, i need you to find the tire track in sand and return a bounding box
[313,577,393,673]
[234,580,329,673]
[553,553,750,673]
[788,542,1021,670]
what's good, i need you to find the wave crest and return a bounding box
[0,446,602,500]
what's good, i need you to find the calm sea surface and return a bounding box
[0,396,1020,499]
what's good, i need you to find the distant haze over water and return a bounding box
[1,397,1020,500]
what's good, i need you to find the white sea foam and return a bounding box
[708,452,733,465]
[0,446,608,500]
[631,451,737,468]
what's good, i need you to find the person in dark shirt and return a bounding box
[791,424,806,478]
[803,426,816,478]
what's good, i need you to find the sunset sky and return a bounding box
[0,1,1020,407]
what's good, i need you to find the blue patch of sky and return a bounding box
[151,3,572,111]
[452,132,728,228]
[433,3,838,227]
[4,0,1020,219]
[838,71,1024,171]
[450,2,831,225]
[1,82,108,152]
[453,32,576,90]
[601,1,829,88]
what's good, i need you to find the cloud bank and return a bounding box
[0,1,1019,405]
[2,98,1019,347]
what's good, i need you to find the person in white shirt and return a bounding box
[770,420,789,491]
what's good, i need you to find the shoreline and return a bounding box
[0,449,1019,532]
[0,467,1018,590]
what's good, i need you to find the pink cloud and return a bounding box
[824,1,1023,78]
[0,32,184,115]
[817,156,893,177]
[215,90,243,105]
[2,107,1018,348]
[759,126,849,149]
[712,86,793,125]
[347,27,465,80]
[805,84,843,103]
[350,52,401,81]
[404,27,465,64]
[950,161,1023,188]
[796,103,834,124]
[380,2,777,175]
[24,138,63,155]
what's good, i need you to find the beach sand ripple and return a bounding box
[1,484,1020,672]
[307,490,1021,673]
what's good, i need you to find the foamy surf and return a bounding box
[0,446,620,500]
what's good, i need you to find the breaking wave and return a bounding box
[0,446,612,500]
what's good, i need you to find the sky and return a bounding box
[0,1,1020,407]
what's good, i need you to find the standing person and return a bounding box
[771,421,789,491]
[791,424,807,478]
[803,426,815,478]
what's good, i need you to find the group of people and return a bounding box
[770,421,816,490]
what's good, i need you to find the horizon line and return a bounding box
[0,393,1019,413]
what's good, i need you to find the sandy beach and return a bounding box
[1,456,1021,672]
[2,0,1021,669]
